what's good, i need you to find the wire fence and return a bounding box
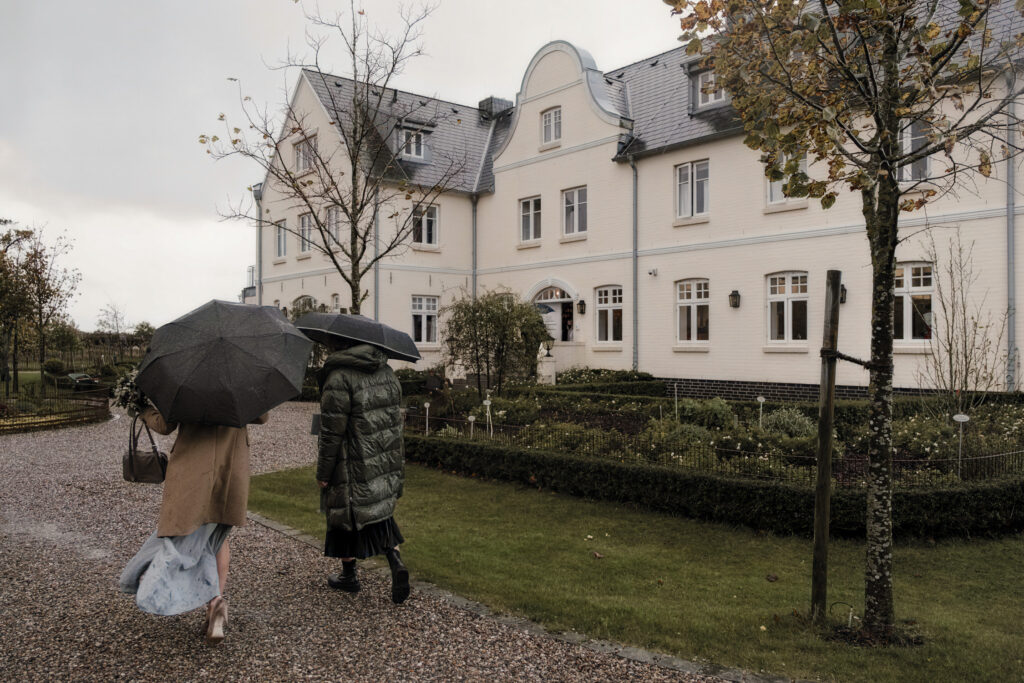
[0,385,110,434]
[403,414,1024,489]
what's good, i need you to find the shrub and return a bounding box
[13,400,37,415]
[555,366,656,384]
[762,408,817,437]
[97,364,116,378]
[468,396,542,426]
[552,381,667,397]
[42,359,65,375]
[512,421,627,458]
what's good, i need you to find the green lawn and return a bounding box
[249,463,1024,683]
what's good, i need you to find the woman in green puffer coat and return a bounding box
[316,339,409,604]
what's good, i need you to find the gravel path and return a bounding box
[0,404,730,682]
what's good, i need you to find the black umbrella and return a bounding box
[136,300,313,427]
[294,312,421,363]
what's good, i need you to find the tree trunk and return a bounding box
[862,179,900,637]
[1,327,10,397]
[349,271,362,316]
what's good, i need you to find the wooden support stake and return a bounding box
[811,269,842,624]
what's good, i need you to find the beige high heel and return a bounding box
[205,597,227,645]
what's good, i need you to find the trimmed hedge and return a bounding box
[542,381,668,397]
[405,435,1024,539]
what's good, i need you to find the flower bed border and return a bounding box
[405,435,1024,540]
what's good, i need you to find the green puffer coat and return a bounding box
[316,344,404,532]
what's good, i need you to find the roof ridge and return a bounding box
[301,68,491,114]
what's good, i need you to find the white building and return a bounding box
[244,40,1022,400]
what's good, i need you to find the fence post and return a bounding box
[812,269,841,625]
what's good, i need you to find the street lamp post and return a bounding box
[953,413,970,478]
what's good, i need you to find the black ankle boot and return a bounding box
[328,560,361,593]
[385,549,410,604]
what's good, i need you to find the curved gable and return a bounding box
[492,41,630,165]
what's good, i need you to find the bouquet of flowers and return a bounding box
[113,369,151,416]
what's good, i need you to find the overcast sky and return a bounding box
[0,0,683,331]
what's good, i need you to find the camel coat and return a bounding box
[141,407,268,538]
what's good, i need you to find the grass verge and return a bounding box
[249,463,1024,683]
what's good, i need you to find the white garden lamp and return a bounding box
[424,401,430,434]
[953,413,969,478]
[468,414,476,437]
[483,399,493,437]
[757,396,766,429]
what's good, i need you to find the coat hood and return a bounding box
[319,344,390,384]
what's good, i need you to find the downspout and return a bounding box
[373,191,381,321]
[1007,78,1017,391]
[471,194,479,298]
[253,183,263,305]
[630,155,639,371]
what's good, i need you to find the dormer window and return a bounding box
[541,107,562,145]
[696,71,725,108]
[403,129,424,158]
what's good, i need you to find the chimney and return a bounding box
[478,96,513,121]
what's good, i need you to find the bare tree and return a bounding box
[205,1,466,315]
[21,230,80,370]
[916,231,1008,415]
[665,0,1024,637]
[96,302,129,362]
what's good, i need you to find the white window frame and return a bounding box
[327,207,342,245]
[275,220,287,258]
[893,262,933,342]
[411,295,438,344]
[766,271,809,343]
[330,293,340,311]
[403,129,424,159]
[295,136,316,173]
[541,107,562,145]
[676,160,710,219]
[767,154,808,205]
[900,121,930,182]
[562,186,587,236]
[412,205,439,246]
[696,71,726,108]
[299,213,314,253]
[595,285,624,343]
[520,196,542,242]
[676,279,710,343]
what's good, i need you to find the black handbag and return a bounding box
[123,414,168,484]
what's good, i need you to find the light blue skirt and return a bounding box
[119,523,231,616]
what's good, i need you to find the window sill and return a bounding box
[517,240,542,250]
[763,201,808,214]
[762,344,809,354]
[673,215,710,228]
[894,344,931,354]
[592,344,623,352]
[411,243,440,252]
[554,341,584,347]
[272,258,287,265]
[673,344,710,353]
[415,344,441,351]
[296,253,312,261]
[559,233,587,244]
[538,141,561,153]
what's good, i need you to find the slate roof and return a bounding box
[302,69,506,194]
[303,1,1024,190]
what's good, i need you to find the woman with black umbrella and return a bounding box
[315,337,410,604]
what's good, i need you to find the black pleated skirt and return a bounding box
[324,517,405,559]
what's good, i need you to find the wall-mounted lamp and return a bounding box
[728,290,741,308]
[577,299,586,315]
[840,284,848,304]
